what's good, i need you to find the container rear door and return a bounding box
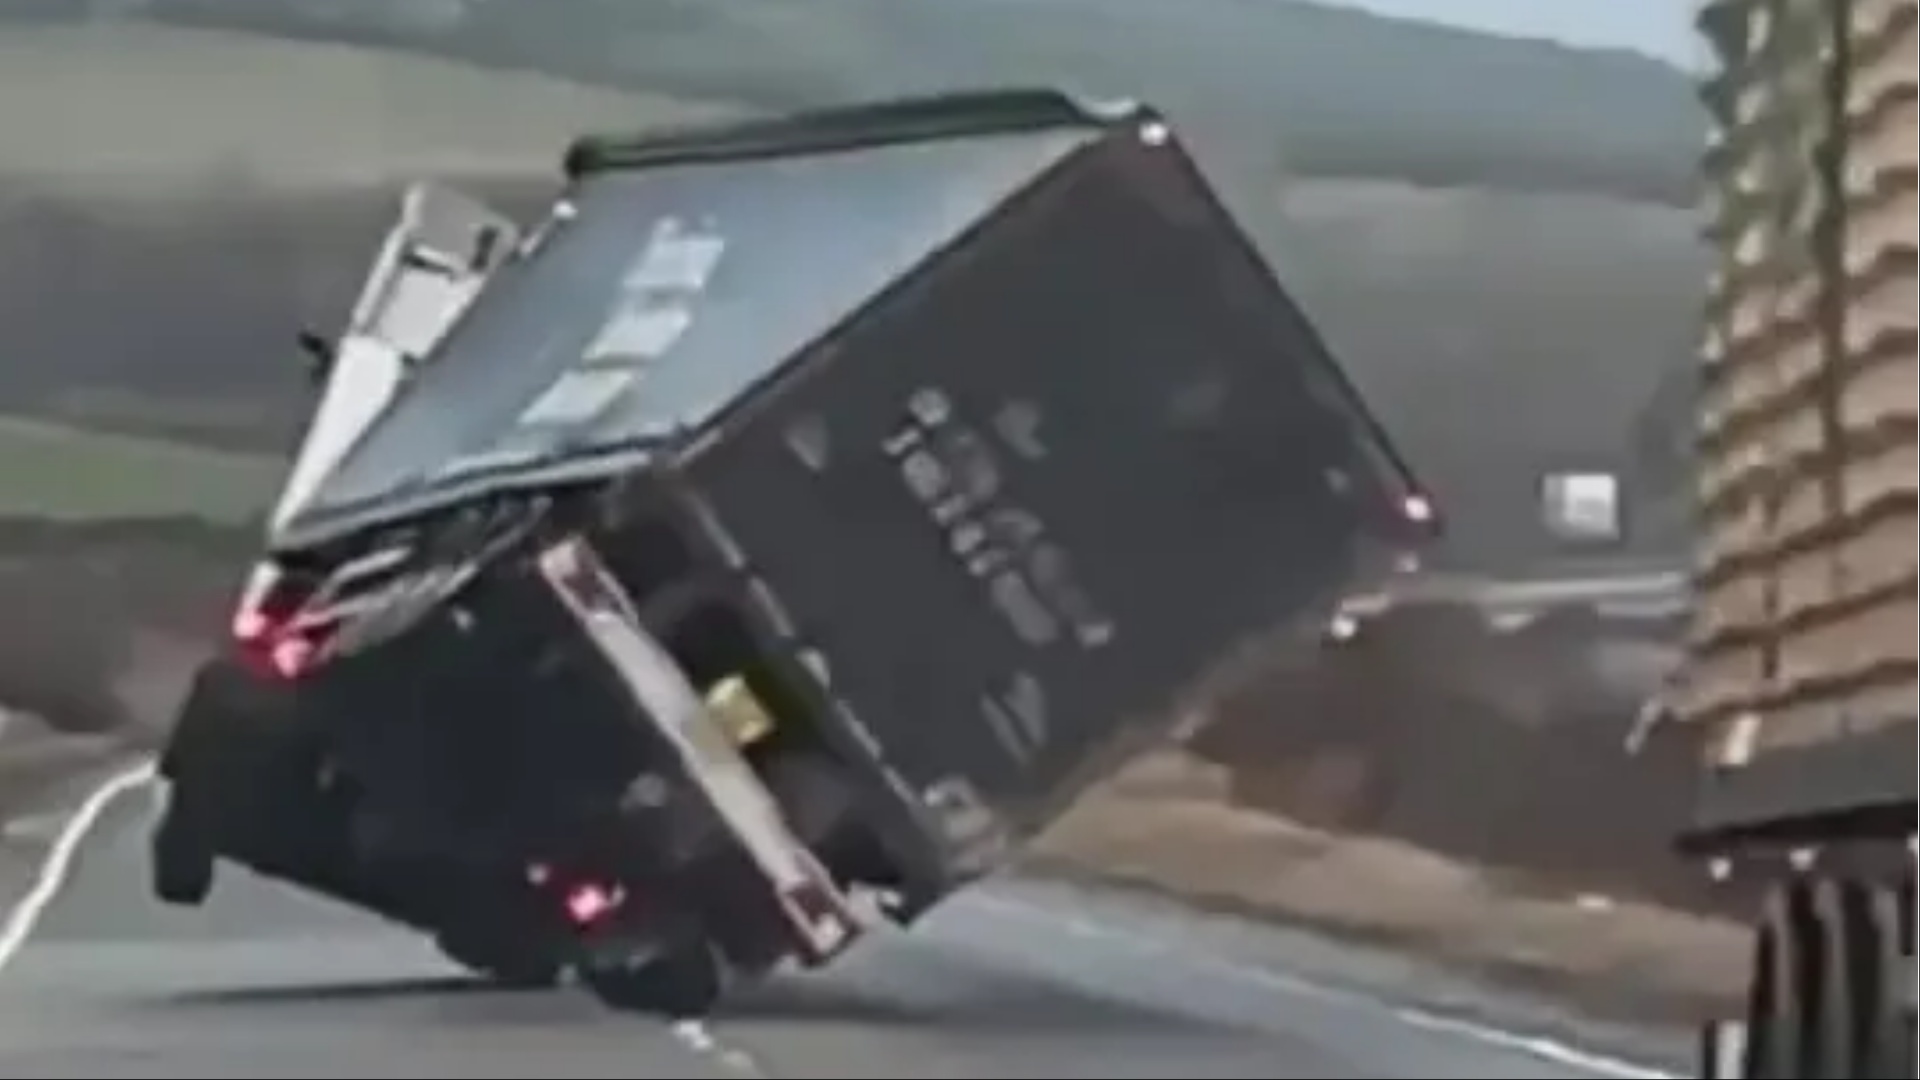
[684,133,1406,834]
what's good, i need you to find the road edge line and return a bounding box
[0,758,156,969]
[971,891,1682,1079]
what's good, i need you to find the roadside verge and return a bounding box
[1025,752,1747,1028]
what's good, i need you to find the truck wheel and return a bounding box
[761,750,895,888]
[150,794,215,906]
[152,655,300,904]
[581,935,725,1018]
[160,657,294,779]
[1814,880,1883,1076]
[1848,879,1913,1078]
[435,928,562,990]
[1875,879,1916,1078]
[1747,886,1819,1077]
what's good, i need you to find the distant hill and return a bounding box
[11,0,1704,202]
[0,10,1707,572]
[1281,181,1704,568]
[0,22,725,446]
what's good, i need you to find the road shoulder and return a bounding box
[1023,752,1733,1068]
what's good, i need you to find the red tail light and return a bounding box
[526,862,626,928]
[233,619,317,682]
[230,563,322,681]
[562,881,625,926]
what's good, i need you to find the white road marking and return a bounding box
[972,894,1681,1079]
[0,761,778,1074]
[671,1019,770,1076]
[0,758,156,969]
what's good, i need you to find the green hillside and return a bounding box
[0,416,278,522]
[17,0,1703,201]
[0,8,1706,569]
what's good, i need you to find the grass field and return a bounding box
[0,416,279,523]
[0,22,738,193]
[0,20,1698,568]
[0,22,729,521]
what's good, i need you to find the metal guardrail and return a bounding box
[1338,568,1692,624]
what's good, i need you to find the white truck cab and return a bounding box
[269,182,521,534]
[235,183,521,670]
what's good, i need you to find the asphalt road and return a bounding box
[0,769,1686,1078]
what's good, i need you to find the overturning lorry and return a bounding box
[149,91,1434,1014]
[1684,0,1916,1074]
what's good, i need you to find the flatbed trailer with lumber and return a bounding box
[1684,0,1916,1074]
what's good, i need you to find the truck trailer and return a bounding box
[1685,1,1916,1073]
[150,90,1433,1016]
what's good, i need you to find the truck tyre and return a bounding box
[1813,880,1886,1076]
[160,657,292,781]
[149,659,257,907]
[761,749,894,888]
[435,927,562,990]
[1747,886,1819,1077]
[157,658,333,886]
[150,793,215,905]
[1866,876,1912,1076]
[1820,880,1912,1068]
[581,935,725,1017]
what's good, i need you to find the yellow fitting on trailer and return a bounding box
[704,674,775,746]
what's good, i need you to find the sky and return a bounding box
[1326,0,1698,64]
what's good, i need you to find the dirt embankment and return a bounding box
[1032,751,1748,1024]
[0,516,247,740]
[1187,609,1728,915]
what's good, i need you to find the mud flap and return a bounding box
[536,536,862,964]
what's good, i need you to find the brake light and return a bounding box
[231,563,321,681]
[231,606,273,642]
[234,618,318,682]
[563,882,623,926]
[267,635,318,680]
